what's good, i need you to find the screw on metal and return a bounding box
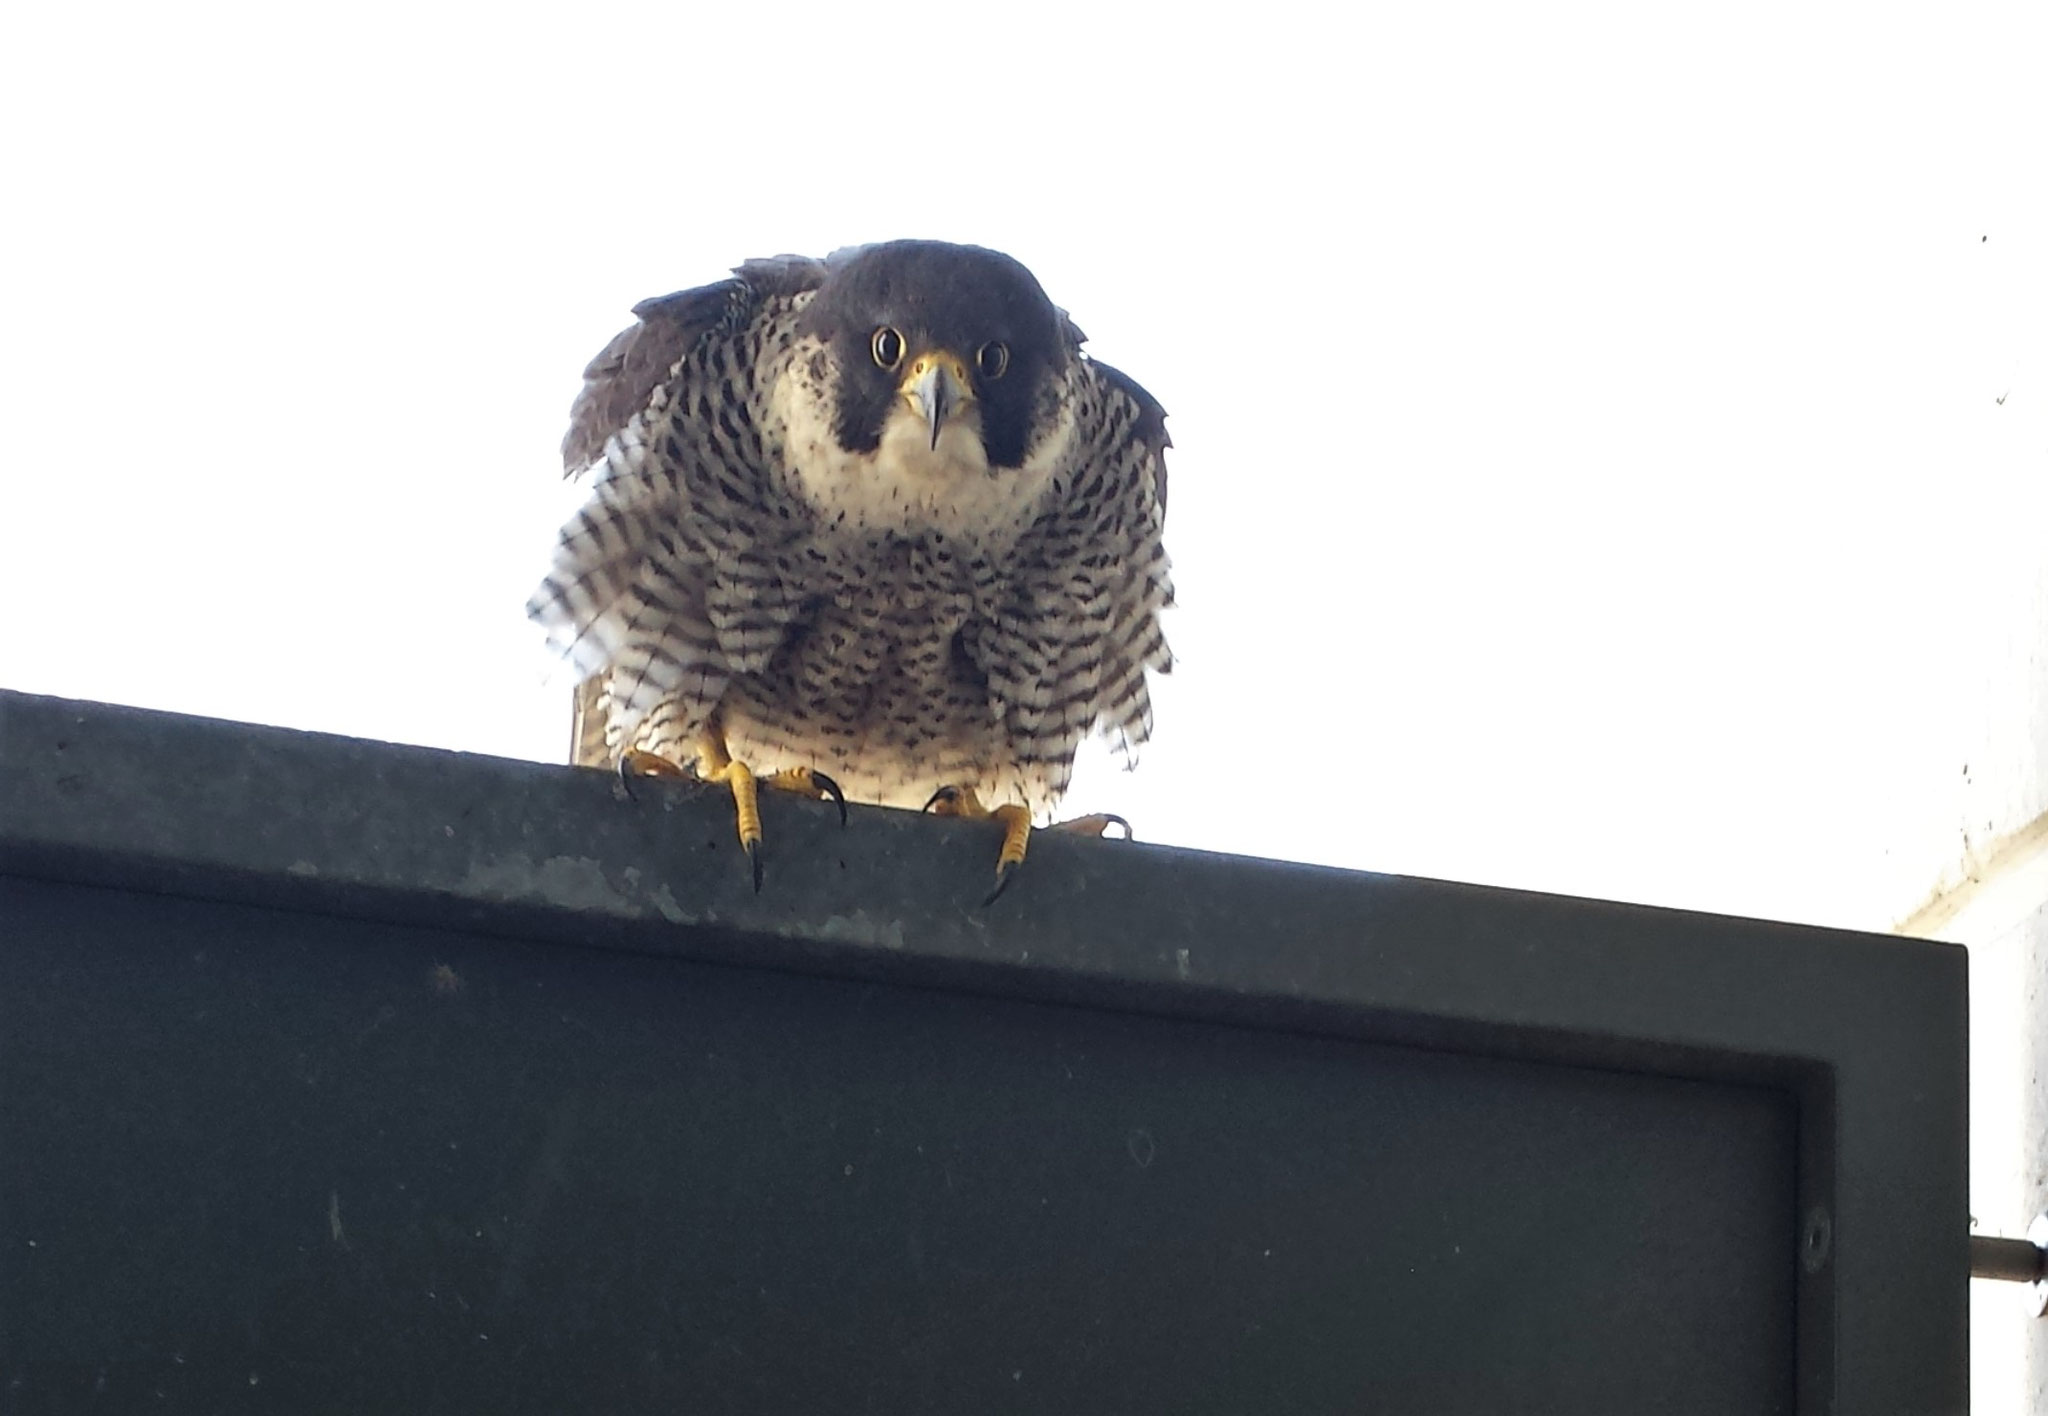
[1967,1214,2048,1317]
[1799,1206,1832,1275]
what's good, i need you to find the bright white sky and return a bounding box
[3,2,2043,931]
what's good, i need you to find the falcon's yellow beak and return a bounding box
[901,351,975,451]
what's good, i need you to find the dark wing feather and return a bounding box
[1090,359,1171,516]
[561,285,732,474]
[1052,310,1170,515]
[561,256,830,475]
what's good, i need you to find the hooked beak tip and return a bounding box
[906,357,967,451]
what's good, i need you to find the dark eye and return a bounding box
[871,327,905,370]
[977,341,1010,380]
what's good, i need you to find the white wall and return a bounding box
[1907,831,2048,1415]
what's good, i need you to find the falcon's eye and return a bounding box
[871,327,905,370]
[977,341,1010,381]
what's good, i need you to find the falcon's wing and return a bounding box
[535,257,831,765]
[562,254,828,477]
[969,356,1174,809]
[1091,358,1170,519]
[561,285,737,477]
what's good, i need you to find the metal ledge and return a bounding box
[0,690,1969,1412]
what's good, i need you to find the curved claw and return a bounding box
[1049,811,1133,841]
[746,838,762,893]
[921,787,1028,903]
[983,861,1018,907]
[617,748,693,802]
[810,770,848,827]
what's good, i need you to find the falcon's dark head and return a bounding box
[796,241,1072,471]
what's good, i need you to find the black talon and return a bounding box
[1101,813,1133,840]
[922,786,958,813]
[747,839,763,893]
[811,770,848,827]
[982,861,1018,907]
[617,756,640,801]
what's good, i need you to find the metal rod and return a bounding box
[1969,1234,2046,1284]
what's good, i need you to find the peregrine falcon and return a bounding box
[527,241,1173,897]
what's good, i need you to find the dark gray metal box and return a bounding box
[0,691,1967,1413]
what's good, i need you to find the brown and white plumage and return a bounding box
[528,241,1172,820]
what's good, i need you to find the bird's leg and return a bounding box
[693,722,765,892]
[923,785,1035,905]
[684,727,848,891]
[924,789,1137,903]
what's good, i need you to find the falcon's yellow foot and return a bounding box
[922,786,1046,905]
[1050,813,1134,841]
[920,784,989,821]
[679,727,761,891]
[617,745,764,886]
[616,747,691,796]
[760,767,849,827]
[686,726,849,892]
[708,759,764,891]
[614,739,770,889]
